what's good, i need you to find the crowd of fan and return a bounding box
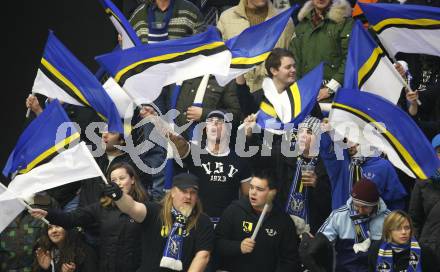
[2,0,440,271]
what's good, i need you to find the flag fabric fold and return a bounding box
[2,100,104,202]
[344,20,404,104]
[0,142,103,202]
[32,31,123,133]
[360,3,440,57]
[256,63,323,130]
[98,0,142,49]
[3,100,80,177]
[215,6,297,86]
[95,26,232,104]
[330,89,440,179]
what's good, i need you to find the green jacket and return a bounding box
[289,0,353,87]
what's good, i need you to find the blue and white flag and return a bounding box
[32,31,123,133]
[257,63,323,130]
[344,20,404,104]
[1,100,103,201]
[215,6,297,86]
[98,0,142,49]
[330,89,440,179]
[360,3,440,57]
[96,26,231,104]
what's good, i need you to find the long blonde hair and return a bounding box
[160,187,203,234]
[382,210,414,243]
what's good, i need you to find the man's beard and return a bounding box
[178,204,193,217]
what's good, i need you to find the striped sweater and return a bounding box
[129,0,206,43]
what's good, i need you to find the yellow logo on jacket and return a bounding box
[242,221,253,233]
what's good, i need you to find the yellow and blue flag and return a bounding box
[360,3,440,57]
[95,26,231,104]
[330,89,440,179]
[32,31,123,133]
[98,0,142,49]
[215,6,298,86]
[344,20,404,104]
[257,63,323,130]
[1,100,103,201]
[3,100,80,177]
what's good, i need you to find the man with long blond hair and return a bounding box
[103,172,213,271]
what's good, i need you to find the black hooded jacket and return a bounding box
[215,198,301,272]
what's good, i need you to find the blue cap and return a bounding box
[432,134,440,149]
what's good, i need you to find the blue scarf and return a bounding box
[285,157,318,223]
[349,202,370,243]
[376,237,422,272]
[160,207,188,271]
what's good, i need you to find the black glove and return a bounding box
[103,182,123,201]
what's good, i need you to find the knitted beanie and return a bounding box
[351,178,379,206]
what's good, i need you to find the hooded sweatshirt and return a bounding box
[215,198,300,272]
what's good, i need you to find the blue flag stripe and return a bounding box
[2,100,79,177]
[99,0,142,46]
[359,3,440,23]
[43,31,123,133]
[95,26,224,76]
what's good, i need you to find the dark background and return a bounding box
[2,0,124,178]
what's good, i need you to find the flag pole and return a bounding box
[25,93,34,118]
[250,203,269,240]
[3,174,50,225]
[367,27,421,105]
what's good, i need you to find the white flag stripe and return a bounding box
[122,51,231,104]
[32,69,83,106]
[109,16,136,49]
[103,77,134,118]
[378,28,440,57]
[329,108,415,178]
[0,142,103,202]
[0,185,26,233]
[215,67,255,87]
[361,57,404,104]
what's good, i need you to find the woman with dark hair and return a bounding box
[368,210,435,272]
[30,162,148,272]
[33,225,97,272]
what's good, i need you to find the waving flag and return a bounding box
[330,89,440,179]
[98,0,142,49]
[215,6,297,87]
[32,31,123,133]
[96,26,231,104]
[360,3,440,57]
[344,20,404,104]
[1,101,104,201]
[256,63,323,130]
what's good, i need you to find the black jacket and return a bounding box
[215,198,301,272]
[46,203,142,272]
[276,156,332,235]
[368,240,437,272]
[409,180,440,270]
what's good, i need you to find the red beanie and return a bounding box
[351,178,379,206]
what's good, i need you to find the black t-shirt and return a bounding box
[184,148,252,218]
[139,202,214,272]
